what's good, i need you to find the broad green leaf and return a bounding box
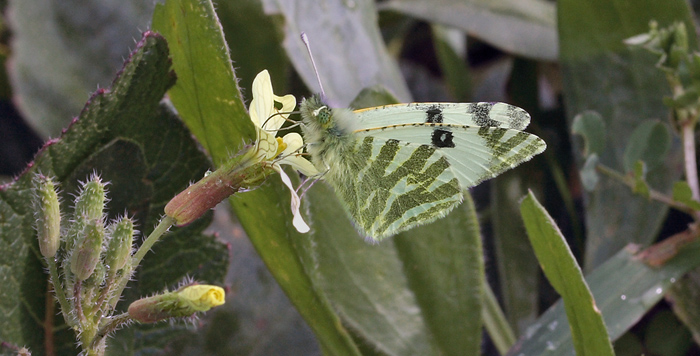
[506,242,700,356]
[521,192,614,356]
[260,0,411,105]
[152,1,361,354]
[152,0,253,165]
[572,111,606,157]
[379,0,557,60]
[215,0,290,97]
[7,0,156,137]
[0,33,224,355]
[559,0,693,269]
[622,120,671,173]
[395,194,484,356]
[303,184,436,355]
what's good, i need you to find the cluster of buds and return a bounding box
[32,173,225,355]
[626,21,700,127]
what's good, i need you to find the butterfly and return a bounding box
[299,95,546,241]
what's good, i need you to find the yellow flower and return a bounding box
[249,70,318,232]
[128,284,226,323]
[178,284,226,311]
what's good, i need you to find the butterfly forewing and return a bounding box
[354,102,531,130]
[355,124,546,189]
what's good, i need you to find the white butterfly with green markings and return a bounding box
[300,95,546,241]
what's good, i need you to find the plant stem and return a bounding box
[132,216,175,266]
[108,216,175,310]
[596,164,695,213]
[683,123,699,199]
[89,313,131,351]
[46,257,75,327]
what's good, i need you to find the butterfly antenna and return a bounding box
[301,32,326,98]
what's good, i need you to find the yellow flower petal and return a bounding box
[179,285,226,311]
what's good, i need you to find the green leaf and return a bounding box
[559,0,693,269]
[672,181,700,210]
[668,269,700,345]
[431,24,472,101]
[395,194,484,356]
[622,120,671,173]
[215,0,290,97]
[492,169,540,335]
[644,310,693,356]
[0,33,224,355]
[7,0,156,137]
[379,0,557,60]
[572,111,606,157]
[350,85,401,110]
[303,184,436,355]
[520,191,615,356]
[506,241,700,356]
[152,0,253,165]
[152,1,361,354]
[261,0,411,104]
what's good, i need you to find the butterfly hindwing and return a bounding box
[325,134,463,240]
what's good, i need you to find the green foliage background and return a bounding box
[1,0,700,355]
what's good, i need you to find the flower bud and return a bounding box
[128,284,225,323]
[105,217,135,272]
[165,148,271,226]
[70,220,105,280]
[33,174,61,258]
[74,174,106,221]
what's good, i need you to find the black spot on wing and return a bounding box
[432,128,455,148]
[467,103,500,127]
[425,106,443,123]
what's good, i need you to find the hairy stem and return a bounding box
[46,258,75,327]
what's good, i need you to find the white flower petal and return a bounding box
[250,70,274,130]
[277,168,310,233]
[281,133,304,155]
[256,127,279,160]
[279,155,319,176]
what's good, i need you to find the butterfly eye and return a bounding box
[313,106,332,125]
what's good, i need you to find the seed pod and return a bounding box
[128,284,225,323]
[70,220,105,281]
[105,217,135,272]
[33,175,61,258]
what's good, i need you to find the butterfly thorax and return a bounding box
[300,95,359,176]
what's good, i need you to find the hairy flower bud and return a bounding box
[128,284,225,323]
[33,174,61,258]
[105,217,135,272]
[165,148,271,226]
[74,174,107,221]
[70,220,105,280]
